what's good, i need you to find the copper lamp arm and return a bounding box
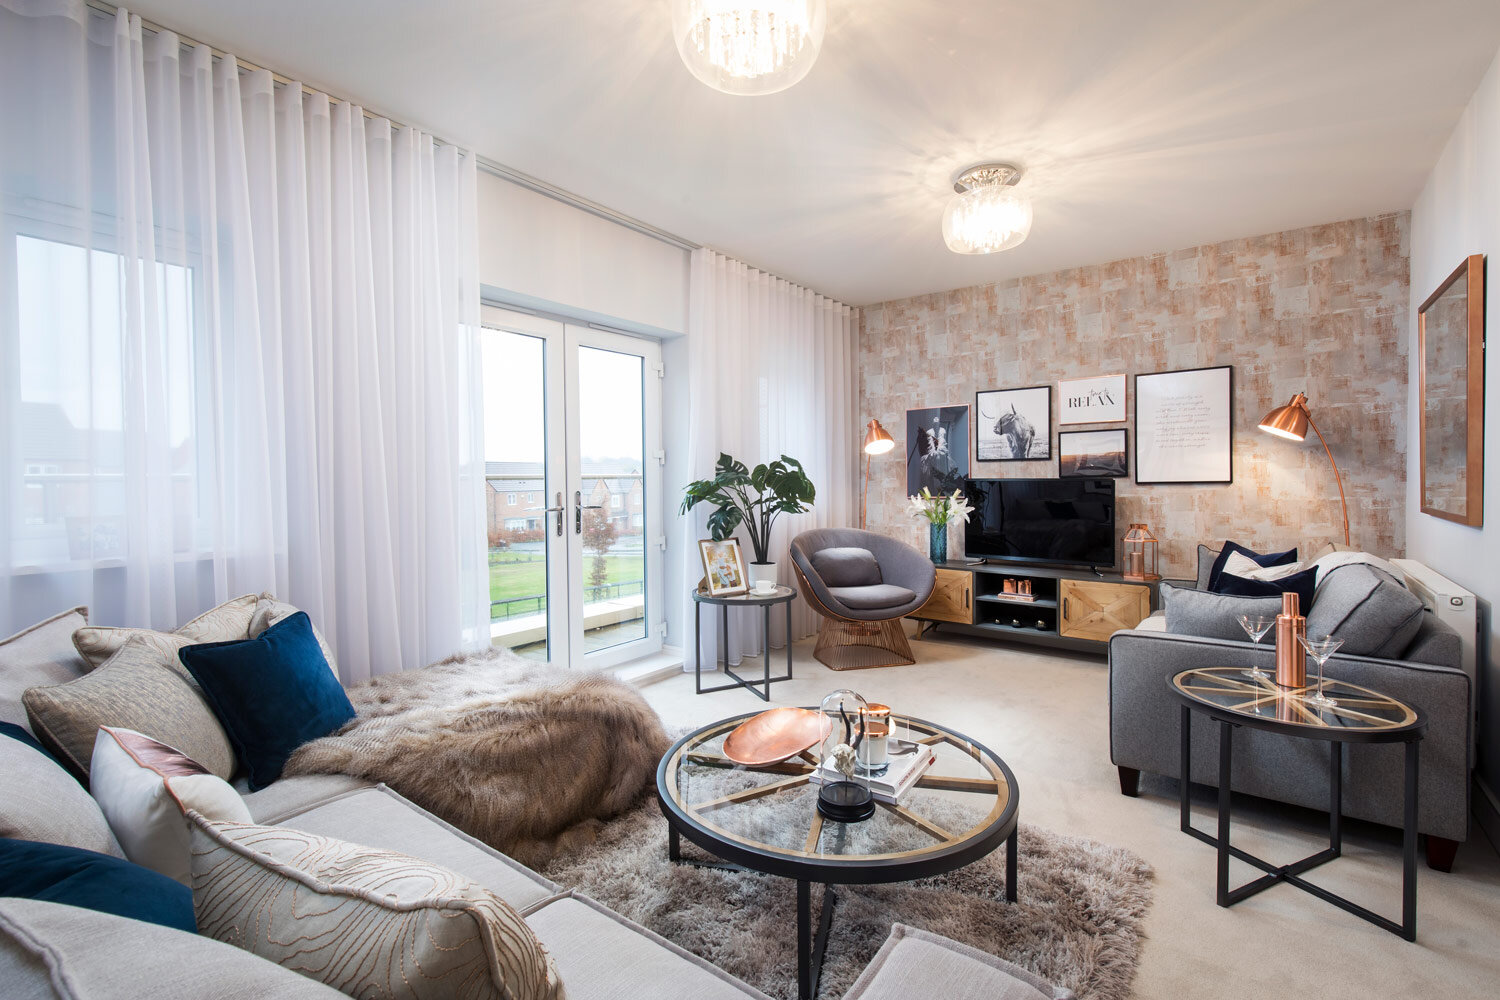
[1303,412,1351,546]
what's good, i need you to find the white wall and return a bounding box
[476,170,689,338]
[1407,43,1500,826]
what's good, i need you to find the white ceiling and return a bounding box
[126,0,1500,306]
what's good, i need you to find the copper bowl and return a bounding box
[722,708,831,769]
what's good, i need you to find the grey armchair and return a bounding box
[790,528,936,670]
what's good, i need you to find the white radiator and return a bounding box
[1392,558,1478,752]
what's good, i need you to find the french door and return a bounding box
[479,305,663,669]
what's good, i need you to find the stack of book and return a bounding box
[809,744,936,804]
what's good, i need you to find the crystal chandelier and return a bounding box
[942,163,1034,255]
[669,0,827,96]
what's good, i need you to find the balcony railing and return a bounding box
[490,578,645,621]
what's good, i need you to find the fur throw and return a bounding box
[284,646,669,868]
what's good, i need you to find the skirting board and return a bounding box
[1475,776,1500,854]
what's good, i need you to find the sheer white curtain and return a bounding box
[680,248,857,667]
[0,1,487,682]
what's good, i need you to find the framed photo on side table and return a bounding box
[698,538,749,597]
[1058,374,1127,424]
[975,386,1051,461]
[906,405,970,495]
[1060,429,1128,478]
[1135,365,1234,484]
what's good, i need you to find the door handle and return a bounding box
[1063,597,1069,619]
[575,491,606,534]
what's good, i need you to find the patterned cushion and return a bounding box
[0,607,90,733]
[23,635,237,781]
[90,727,251,884]
[249,595,340,678]
[0,724,123,857]
[189,815,564,1000]
[71,593,261,670]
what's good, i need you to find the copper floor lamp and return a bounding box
[860,419,895,528]
[1258,392,1350,545]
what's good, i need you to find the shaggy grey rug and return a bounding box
[541,793,1153,1000]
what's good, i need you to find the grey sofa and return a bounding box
[790,528,936,669]
[1108,549,1471,872]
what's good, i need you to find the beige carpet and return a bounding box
[541,793,1153,1000]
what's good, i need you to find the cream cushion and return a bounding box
[189,815,564,1000]
[1219,550,1308,582]
[0,607,89,733]
[90,727,250,884]
[70,593,261,670]
[0,724,123,858]
[23,634,237,780]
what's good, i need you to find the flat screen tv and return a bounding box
[963,478,1116,569]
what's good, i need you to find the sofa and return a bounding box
[1108,545,1471,872]
[1,606,1070,1000]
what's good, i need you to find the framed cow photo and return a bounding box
[975,386,1051,461]
[905,405,970,495]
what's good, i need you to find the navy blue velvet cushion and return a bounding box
[1214,566,1319,612]
[1206,540,1299,591]
[177,611,354,791]
[0,838,195,932]
[0,720,70,773]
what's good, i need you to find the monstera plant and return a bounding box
[681,454,816,574]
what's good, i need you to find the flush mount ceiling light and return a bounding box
[942,163,1034,255]
[669,0,827,96]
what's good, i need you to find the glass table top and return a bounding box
[662,714,1012,865]
[1172,667,1421,734]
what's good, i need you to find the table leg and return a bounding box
[1402,739,1419,941]
[1006,828,1018,903]
[1329,741,1343,855]
[1179,704,1192,834]
[694,602,703,694]
[668,825,680,862]
[763,604,772,698]
[1216,718,1233,907]
[797,880,811,1000]
[786,599,794,680]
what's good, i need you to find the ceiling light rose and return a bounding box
[670,0,827,96]
[942,163,1033,255]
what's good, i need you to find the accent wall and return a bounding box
[858,212,1411,578]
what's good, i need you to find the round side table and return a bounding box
[692,586,798,702]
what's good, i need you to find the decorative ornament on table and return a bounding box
[908,487,974,564]
[1122,523,1160,581]
[815,689,875,822]
[1274,591,1307,689]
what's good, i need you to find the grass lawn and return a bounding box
[489,551,644,609]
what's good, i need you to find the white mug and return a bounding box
[753,580,776,594]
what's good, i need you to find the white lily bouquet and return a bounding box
[907,488,973,563]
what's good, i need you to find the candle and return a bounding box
[861,703,891,775]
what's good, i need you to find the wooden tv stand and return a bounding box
[910,561,1157,655]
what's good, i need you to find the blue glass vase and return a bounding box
[928,522,947,564]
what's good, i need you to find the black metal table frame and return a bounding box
[1177,700,1423,941]
[693,589,795,702]
[658,714,1019,1000]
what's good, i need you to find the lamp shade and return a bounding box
[1258,393,1311,441]
[863,419,895,455]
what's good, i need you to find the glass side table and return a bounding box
[692,585,798,701]
[1169,666,1426,941]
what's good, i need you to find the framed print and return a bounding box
[1059,429,1128,478]
[698,538,749,596]
[1058,373,1127,424]
[905,405,970,495]
[975,386,1051,461]
[1134,365,1234,484]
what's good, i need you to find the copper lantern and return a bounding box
[1123,524,1159,581]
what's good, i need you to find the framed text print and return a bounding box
[1134,366,1233,484]
[1058,373,1127,424]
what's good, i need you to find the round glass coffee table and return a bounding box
[1169,666,1426,940]
[657,712,1019,1000]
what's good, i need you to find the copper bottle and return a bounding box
[1274,591,1306,689]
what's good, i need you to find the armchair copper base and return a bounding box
[795,564,916,671]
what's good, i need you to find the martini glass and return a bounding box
[1298,633,1344,709]
[1236,614,1277,681]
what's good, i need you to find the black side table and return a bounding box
[693,585,797,701]
[1169,666,1426,940]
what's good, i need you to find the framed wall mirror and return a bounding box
[1418,253,1486,526]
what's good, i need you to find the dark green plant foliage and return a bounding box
[679,453,816,563]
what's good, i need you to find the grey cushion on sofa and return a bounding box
[0,608,89,734]
[1160,582,1284,641]
[524,892,773,999]
[1306,563,1425,658]
[1195,545,1220,590]
[843,924,1073,1000]
[0,729,123,858]
[0,898,346,999]
[828,584,919,610]
[809,547,882,587]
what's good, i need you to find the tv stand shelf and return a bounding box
[911,561,1157,655]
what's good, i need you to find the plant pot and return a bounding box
[748,561,779,592]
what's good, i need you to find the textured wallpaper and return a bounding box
[858,212,1410,577]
